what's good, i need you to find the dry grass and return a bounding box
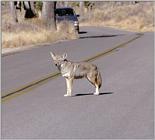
[2,3,78,48]
[2,19,78,48]
[80,2,155,32]
[2,2,154,49]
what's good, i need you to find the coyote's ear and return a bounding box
[50,52,55,59]
[62,53,67,59]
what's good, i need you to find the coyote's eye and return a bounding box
[54,61,60,67]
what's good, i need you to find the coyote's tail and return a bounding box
[97,71,102,88]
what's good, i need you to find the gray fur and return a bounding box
[50,52,102,96]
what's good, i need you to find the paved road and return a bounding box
[1,26,133,96]
[1,27,154,139]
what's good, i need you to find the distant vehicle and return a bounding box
[55,7,80,33]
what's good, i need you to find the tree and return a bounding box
[10,1,18,23]
[79,1,84,16]
[42,1,56,30]
[23,1,37,18]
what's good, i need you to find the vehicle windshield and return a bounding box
[55,9,74,16]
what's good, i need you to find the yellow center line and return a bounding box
[1,33,144,103]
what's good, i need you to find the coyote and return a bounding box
[50,52,102,97]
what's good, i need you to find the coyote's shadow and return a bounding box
[74,92,113,97]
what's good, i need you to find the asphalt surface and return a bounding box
[2,26,134,97]
[1,27,154,139]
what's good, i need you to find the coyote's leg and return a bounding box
[64,78,73,97]
[94,84,99,95]
[86,72,100,95]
